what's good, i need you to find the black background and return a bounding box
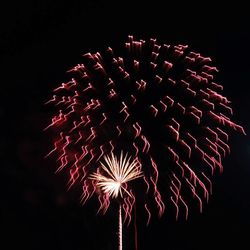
[1,1,250,249]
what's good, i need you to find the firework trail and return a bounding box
[45,35,245,225]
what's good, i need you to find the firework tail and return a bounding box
[119,204,123,250]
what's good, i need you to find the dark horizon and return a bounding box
[1,1,250,250]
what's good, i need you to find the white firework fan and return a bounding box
[90,152,144,199]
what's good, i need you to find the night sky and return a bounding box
[1,1,250,250]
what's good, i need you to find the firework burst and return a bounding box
[90,152,143,198]
[45,35,245,226]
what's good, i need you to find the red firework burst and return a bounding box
[45,35,245,225]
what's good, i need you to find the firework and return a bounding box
[45,35,245,226]
[90,152,143,250]
[90,152,143,198]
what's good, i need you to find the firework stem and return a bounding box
[119,204,122,250]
